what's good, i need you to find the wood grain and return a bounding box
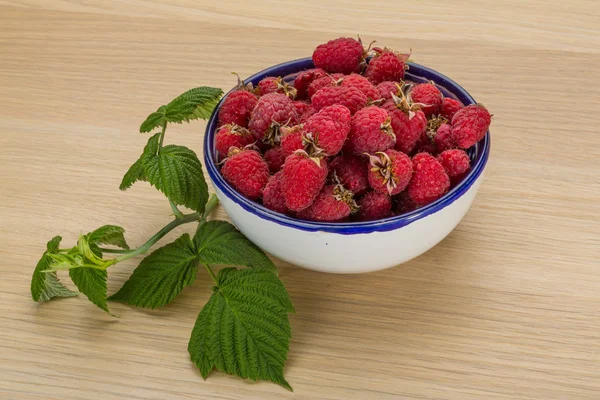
[1,1,599,399]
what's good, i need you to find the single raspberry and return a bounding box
[218,78,259,127]
[313,104,352,131]
[340,73,379,100]
[312,37,365,74]
[214,124,255,159]
[329,154,370,196]
[221,148,269,201]
[256,76,297,98]
[248,93,298,144]
[293,100,310,116]
[434,123,456,152]
[440,97,463,121]
[303,105,352,156]
[281,152,328,211]
[394,192,419,215]
[356,191,392,221]
[297,184,357,222]
[410,82,443,117]
[307,73,344,98]
[312,85,368,114]
[407,153,450,205]
[366,149,412,195]
[299,106,318,123]
[264,146,287,173]
[293,68,327,99]
[280,125,305,155]
[262,171,288,214]
[437,149,471,184]
[451,104,491,149]
[345,106,395,155]
[382,84,427,154]
[376,81,402,101]
[365,48,409,84]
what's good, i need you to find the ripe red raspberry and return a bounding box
[451,104,491,148]
[248,93,298,144]
[297,184,357,222]
[365,48,409,84]
[299,106,318,123]
[293,100,310,116]
[340,73,379,100]
[293,68,327,99]
[264,146,287,173]
[345,106,395,155]
[376,81,402,101]
[280,125,305,156]
[307,73,344,98]
[410,83,443,117]
[313,104,352,130]
[329,154,369,196]
[218,87,258,128]
[214,124,255,159]
[281,152,328,211]
[394,192,418,215]
[312,37,365,74]
[440,97,463,121]
[356,191,392,221]
[437,149,470,184]
[382,87,427,154]
[434,123,456,152]
[367,149,412,196]
[303,105,351,156]
[407,153,450,205]
[262,171,288,214]
[312,85,368,114]
[256,76,297,98]
[221,149,269,200]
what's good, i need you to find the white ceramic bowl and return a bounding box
[204,58,490,273]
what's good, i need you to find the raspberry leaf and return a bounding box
[108,234,199,309]
[188,267,293,391]
[30,236,79,302]
[69,267,110,314]
[194,221,276,272]
[120,132,161,191]
[87,225,129,250]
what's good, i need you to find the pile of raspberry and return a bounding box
[216,37,491,222]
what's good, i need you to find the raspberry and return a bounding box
[340,73,379,100]
[434,123,456,152]
[264,146,287,173]
[414,114,449,154]
[218,88,258,128]
[257,76,297,98]
[312,37,365,74]
[313,104,352,131]
[303,105,351,156]
[293,100,310,116]
[382,86,427,154]
[365,48,409,84]
[410,83,443,117]
[214,124,255,159]
[376,81,402,101]
[280,125,305,155]
[356,191,392,221]
[437,149,470,184]
[221,148,269,200]
[366,149,412,195]
[281,152,328,211]
[262,171,288,214]
[407,153,450,205]
[440,97,463,121]
[299,106,318,123]
[294,68,327,99]
[248,93,298,144]
[451,104,491,149]
[329,154,369,196]
[312,85,368,115]
[297,184,357,222]
[415,130,438,154]
[345,106,395,155]
[307,73,343,98]
[394,192,418,215]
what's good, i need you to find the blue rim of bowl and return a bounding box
[204,57,490,234]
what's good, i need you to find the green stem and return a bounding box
[204,264,218,285]
[169,200,185,219]
[99,248,131,254]
[196,193,219,233]
[158,122,167,151]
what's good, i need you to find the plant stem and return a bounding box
[204,264,218,285]
[196,193,220,233]
[169,200,185,219]
[158,122,167,151]
[99,248,131,254]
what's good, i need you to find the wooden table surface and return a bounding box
[1,1,599,399]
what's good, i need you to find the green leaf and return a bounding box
[141,145,208,213]
[87,225,129,249]
[120,132,161,191]
[69,267,110,314]
[31,236,79,302]
[139,87,223,133]
[108,234,199,309]
[194,221,276,272]
[188,268,294,391]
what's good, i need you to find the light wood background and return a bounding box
[1,1,599,399]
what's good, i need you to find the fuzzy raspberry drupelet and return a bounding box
[382,89,428,154]
[256,76,297,98]
[451,104,491,149]
[365,48,409,84]
[218,88,258,128]
[434,123,456,152]
[312,37,365,74]
[293,68,327,99]
[366,149,413,196]
[437,149,471,184]
[293,100,310,116]
[264,146,287,173]
[281,152,328,211]
[248,93,298,144]
[299,106,318,123]
[407,152,450,205]
[376,81,402,102]
[307,74,344,98]
[329,154,370,196]
[297,184,357,222]
[410,83,443,117]
[340,73,379,100]
[221,148,270,201]
[280,125,305,156]
[262,171,288,214]
[356,191,392,221]
[312,85,368,115]
[345,106,395,155]
[214,124,255,159]
[440,97,463,121]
